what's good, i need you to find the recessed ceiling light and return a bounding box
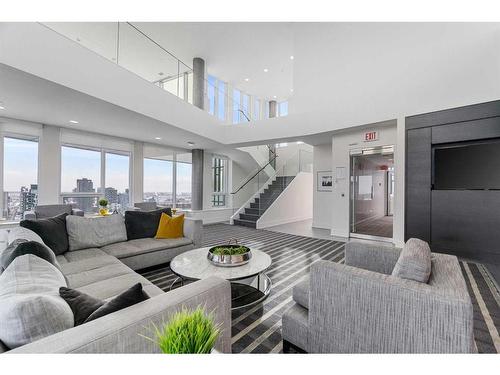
[0,105,5,110]
[155,137,162,140]
[244,78,249,82]
[290,55,294,60]
[187,141,195,147]
[290,88,294,92]
[297,141,304,145]
[273,95,277,99]
[69,120,79,124]
[263,68,269,73]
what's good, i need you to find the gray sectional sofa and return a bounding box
[0,215,232,354]
[282,241,475,354]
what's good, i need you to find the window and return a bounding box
[61,146,101,214]
[105,152,130,213]
[241,94,249,122]
[254,99,261,121]
[176,160,192,209]
[2,137,39,221]
[212,157,227,207]
[217,81,226,121]
[232,89,241,124]
[208,75,216,115]
[278,101,289,117]
[143,158,173,207]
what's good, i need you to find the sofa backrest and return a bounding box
[133,202,158,211]
[35,204,72,219]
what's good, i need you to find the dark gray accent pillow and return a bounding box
[124,208,172,240]
[20,213,69,255]
[1,239,59,272]
[85,283,150,323]
[59,283,149,326]
[392,238,432,283]
[59,287,104,326]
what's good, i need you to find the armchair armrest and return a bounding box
[345,242,401,274]
[309,260,474,353]
[10,277,231,353]
[184,217,203,247]
[23,210,36,220]
[71,208,84,217]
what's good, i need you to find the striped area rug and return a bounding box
[139,223,500,354]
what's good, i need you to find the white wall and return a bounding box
[312,123,401,242]
[312,143,333,229]
[257,172,313,229]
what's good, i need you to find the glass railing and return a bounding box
[230,149,312,219]
[41,22,259,122]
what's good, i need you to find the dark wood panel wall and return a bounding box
[405,100,500,264]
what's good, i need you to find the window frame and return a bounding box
[60,143,132,213]
[212,156,228,207]
[0,133,40,221]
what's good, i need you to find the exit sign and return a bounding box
[364,131,378,142]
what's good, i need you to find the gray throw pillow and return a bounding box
[0,255,73,349]
[1,239,60,272]
[392,238,432,283]
[66,214,127,251]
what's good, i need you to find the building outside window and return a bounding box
[61,146,101,214]
[212,156,227,207]
[143,157,174,207]
[61,145,131,214]
[2,136,39,221]
[104,152,130,213]
[207,75,216,115]
[175,159,192,209]
[278,101,289,117]
[232,89,241,124]
[217,81,226,121]
[254,99,261,121]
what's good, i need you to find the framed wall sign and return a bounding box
[317,171,333,192]
[364,131,378,142]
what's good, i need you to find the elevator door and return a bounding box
[350,147,394,240]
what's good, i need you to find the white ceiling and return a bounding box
[43,22,295,102]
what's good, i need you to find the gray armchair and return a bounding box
[282,242,475,353]
[23,204,84,220]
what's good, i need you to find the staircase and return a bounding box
[233,176,295,228]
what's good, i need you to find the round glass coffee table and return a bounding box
[170,247,272,311]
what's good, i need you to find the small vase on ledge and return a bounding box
[98,198,109,216]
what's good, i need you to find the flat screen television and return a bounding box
[433,139,500,190]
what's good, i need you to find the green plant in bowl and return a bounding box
[211,246,249,256]
[98,198,109,207]
[143,307,220,354]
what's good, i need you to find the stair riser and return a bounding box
[233,219,256,229]
[239,214,259,222]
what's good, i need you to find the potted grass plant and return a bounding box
[143,307,220,354]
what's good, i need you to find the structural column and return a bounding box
[191,149,204,210]
[193,57,206,110]
[38,125,61,205]
[269,100,277,118]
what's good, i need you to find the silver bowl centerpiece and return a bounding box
[207,239,252,267]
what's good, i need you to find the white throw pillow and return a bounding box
[0,254,73,349]
[66,214,127,251]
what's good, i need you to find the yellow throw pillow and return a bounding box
[155,213,184,239]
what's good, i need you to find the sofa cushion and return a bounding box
[85,283,150,323]
[66,214,127,251]
[59,287,104,326]
[155,213,184,239]
[124,208,172,240]
[0,255,73,349]
[293,276,310,309]
[20,213,69,255]
[392,238,432,283]
[57,248,108,263]
[1,239,60,272]
[100,237,193,259]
